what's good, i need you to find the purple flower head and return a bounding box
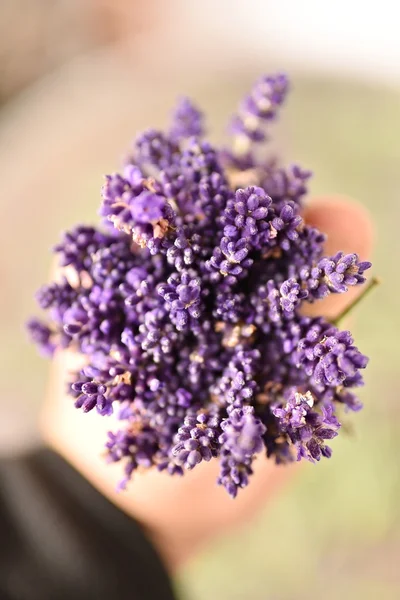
[130,191,167,224]
[72,379,113,416]
[169,96,204,140]
[272,390,341,463]
[134,129,178,171]
[300,252,372,300]
[298,320,369,389]
[280,278,308,313]
[207,237,253,285]
[272,390,315,431]
[212,348,260,407]
[218,449,253,498]
[106,424,160,488]
[290,225,326,267]
[220,405,266,462]
[27,318,55,357]
[171,411,221,470]
[214,290,247,323]
[54,226,111,271]
[262,164,312,212]
[158,270,202,331]
[270,204,303,251]
[229,73,289,143]
[28,71,372,497]
[223,186,272,241]
[317,252,371,293]
[100,166,178,250]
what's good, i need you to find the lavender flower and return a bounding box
[72,380,113,416]
[106,425,160,489]
[222,186,272,241]
[171,411,220,469]
[218,450,253,498]
[134,129,178,171]
[230,73,289,143]
[158,270,202,331]
[211,348,260,407]
[28,72,373,496]
[206,237,253,284]
[270,204,303,251]
[217,402,266,498]
[298,320,368,389]
[250,279,307,328]
[272,391,340,462]
[100,167,176,249]
[262,164,312,212]
[220,405,266,461]
[280,278,308,312]
[169,97,204,140]
[26,318,55,357]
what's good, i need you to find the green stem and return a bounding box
[332,276,380,327]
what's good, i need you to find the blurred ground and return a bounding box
[0,49,399,599]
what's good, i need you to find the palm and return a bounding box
[43,197,373,570]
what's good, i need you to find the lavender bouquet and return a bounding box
[28,74,373,497]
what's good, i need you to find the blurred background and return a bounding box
[1,1,399,598]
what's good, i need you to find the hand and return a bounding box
[42,196,373,571]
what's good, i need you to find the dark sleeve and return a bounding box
[0,449,177,600]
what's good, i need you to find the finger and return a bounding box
[302,196,374,319]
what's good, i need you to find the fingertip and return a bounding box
[302,196,374,319]
[304,196,374,259]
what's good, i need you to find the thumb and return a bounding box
[303,196,374,319]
